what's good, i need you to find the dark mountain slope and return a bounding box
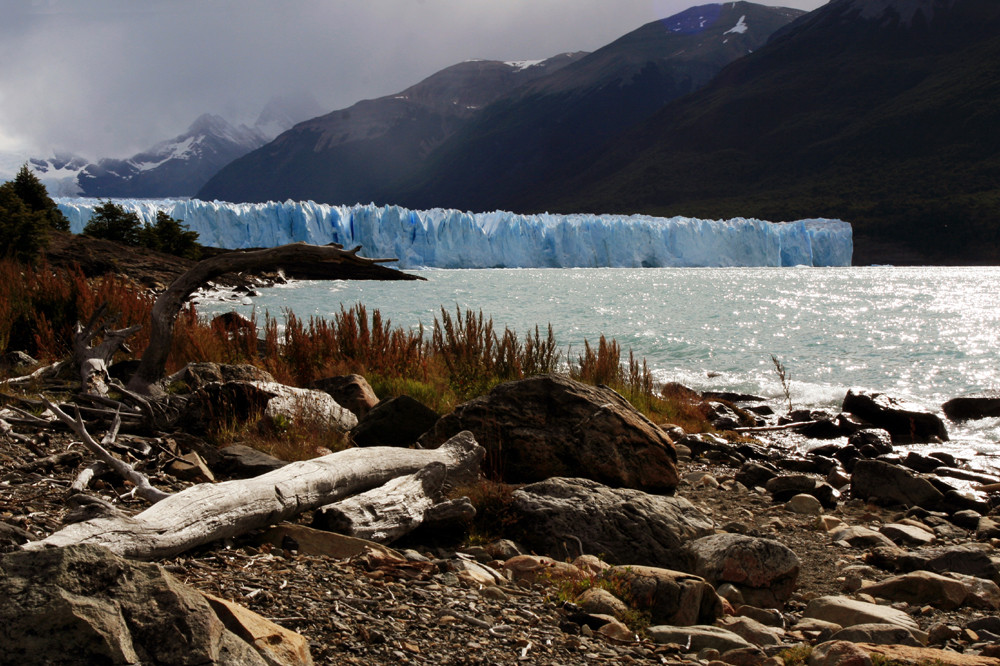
[397,2,804,211]
[197,55,584,205]
[527,0,1000,264]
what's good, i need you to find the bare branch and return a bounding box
[40,397,171,504]
[127,241,418,395]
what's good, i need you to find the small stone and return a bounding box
[786,494,823,515]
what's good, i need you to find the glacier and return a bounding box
[55,198,853,268]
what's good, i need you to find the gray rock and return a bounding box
[861,571,968,610]
[868,542,1000,581]
[830,623,921,646]
[647,625,753,652]
[850,459,944,509]
[0,544,290,666]
[765,474,839,508]
[735,462,778,490]
[683,533,800,608]
[607,565,723,626]
[803,595,919,633]
[879,523,935,547]
[175,362,275,391]
[717,615,785,646]
[576,587,630,620]
[842,389,948,444]
[216,444,289,479]
[510,477,714,568]
[419,374,678,492]
[352,394,439,447]
[808,640,873,666]
[847,428,894,454]
[829,525,897,549]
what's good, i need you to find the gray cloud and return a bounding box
[0,0,827,159]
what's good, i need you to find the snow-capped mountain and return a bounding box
[75,113,269,198]
[0,93,325,198]
[0,152,89,197]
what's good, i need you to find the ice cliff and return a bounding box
[55,198,853,268]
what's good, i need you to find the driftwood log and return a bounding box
[22,431,484,560]
[127,242,411,395]
[313,461,476,543]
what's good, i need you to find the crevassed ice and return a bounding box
[55,198,853,268]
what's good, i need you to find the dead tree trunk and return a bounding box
[72,304,142,397]
[312,461,475,544]
[22,431,483,560]
[127,242,407,396]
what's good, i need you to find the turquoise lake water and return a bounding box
[200,266,1000,463]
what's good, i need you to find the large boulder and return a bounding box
[509,477,714,569]
[351,395,439,448]
[0,544,310,665]
[850,459,944,510]
[181,381,357,435]
[683,533,800,609]
[418,374,678,492]
[842,389,948,444]
[173,362,275,391]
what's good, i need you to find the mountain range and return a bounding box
[198,2,803,210]
[2,93,324,199]
[196,53,588,205]
[9,0,998,263]
[519,0,1000,263]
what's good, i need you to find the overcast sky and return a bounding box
[0,0,827,160]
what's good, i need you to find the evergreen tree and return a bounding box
[0,182,48,263]
[13,163,69,232]
[138,210,202,259]
[82,200,143,246]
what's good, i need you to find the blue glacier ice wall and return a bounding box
[55,198,853,268]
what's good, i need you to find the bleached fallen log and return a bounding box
[313,461,475,544]
[22,431,484,560]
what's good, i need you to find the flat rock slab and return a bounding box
[879,522,935,547]
[830,623,920,646]
[647,624,753,652]
[419,374,678,492]
[860,643,1000,666]
[803,595,920,633]
[510,477,714,569]
[861,571,968,610]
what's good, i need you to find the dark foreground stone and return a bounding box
[0,544,311,665]
[419,374,678,492]
[509,477,713,569]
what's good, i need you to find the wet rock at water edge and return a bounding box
[842,389,948,444]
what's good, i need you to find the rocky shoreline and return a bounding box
[3,358,1000,665]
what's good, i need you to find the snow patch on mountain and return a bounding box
[725,15,749,34]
